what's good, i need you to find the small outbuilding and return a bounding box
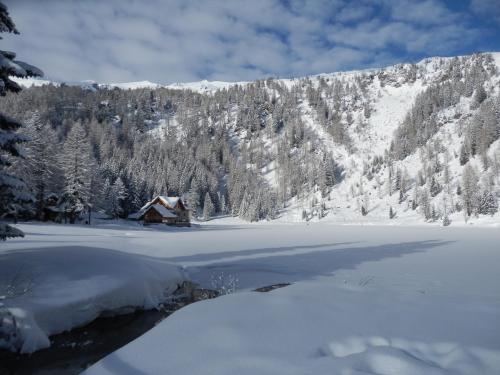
[131,196,190,227]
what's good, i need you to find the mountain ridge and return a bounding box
[12,52,500,94]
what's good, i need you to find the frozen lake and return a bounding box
[2,221,500,374]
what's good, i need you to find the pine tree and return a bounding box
[110,177,127,218]
[101,177,112,215]
[16,116,60,220]
[461,164,479,218]
[429,176,442,197]
[441,195,451,226]
[0,2,42,239]
[58,123,92,223]
[238,190,252,220]
[186,179,200,217]
[203,192,214,220]
[411,186,419,210]
[471,85,487,109]
[420,188,432,220]
[219,193,227,214]
[389,206,396,219]
[477,189,498,216]
[442,212,451,226]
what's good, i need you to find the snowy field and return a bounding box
[1,221,500,374]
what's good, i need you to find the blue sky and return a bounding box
[2,0,500,84]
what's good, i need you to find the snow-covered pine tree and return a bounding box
[389,206,396,219]
[477,189,498,216]
[429,176,442,197]
[0,2,42,239]
[461,164,479,218]
[411,186,419,210]
[470,84,487,110]
[15,115,60,220]
[219,192,227,214]
[420,188,432,220]
[186,179,200,218]
[459,144,469,166]
[58,122,92,223]
[110,177,127,218]
[101,177,112,215]
[203,192,214,220]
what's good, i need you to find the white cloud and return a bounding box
[1,0,493,83]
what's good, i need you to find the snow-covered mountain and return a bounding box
[5,52,500,226]
[12,77,247,94]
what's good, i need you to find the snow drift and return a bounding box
[0,245,185,353]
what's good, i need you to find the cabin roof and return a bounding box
[140,196,182,211]
[149,204,177,218]
[130,195,188,220]
[157,196,180,208]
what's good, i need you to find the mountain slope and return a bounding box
[3,52,500,225]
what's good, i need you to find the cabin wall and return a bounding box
[144,209,163,223]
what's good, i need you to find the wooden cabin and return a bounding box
[133,196,190,227]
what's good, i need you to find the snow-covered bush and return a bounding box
[210,272,239,295]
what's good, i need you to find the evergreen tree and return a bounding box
[420,188,432,220]
[389,206,396,219]
[471,85,487,109]
[411,186,419,210]
[477,189,498,216]
[186,179,200,217]
[16,116,60,220]
[110,177,127,218]
[0,2,42,239]
[101,177,112,215]
[202,192,214,220]
[58,123,92,223]
[461,164,479,218]
[429,176,442,197]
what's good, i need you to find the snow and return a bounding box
[491,51,500,68]
[4,51,500,370]
[100,81,162,90]
[157,195,180,208]
[1,221,499,372]
[132,196,182,219]
[0,225,186,353]
[149,203,177,218]
[10,76,56,88]
[165,79,248,93]
[3,220,491,374]
[11,77,246,94]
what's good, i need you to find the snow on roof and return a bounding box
[140,201,152,211]
[149,204,177,218]
[158,196,180,208]
[133,196,183,220]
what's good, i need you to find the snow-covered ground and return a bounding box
[81,220,499,375]
[0,223,186,353]
[2,220,497,373]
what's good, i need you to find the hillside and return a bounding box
[3,52,500,225]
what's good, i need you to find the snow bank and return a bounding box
[84,279,500,375]
[3,222,500,373]
[81,222,500,375]
[0,245,185,353]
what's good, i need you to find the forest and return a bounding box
[0,52,499,228]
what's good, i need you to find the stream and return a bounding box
[0,283,289,375]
